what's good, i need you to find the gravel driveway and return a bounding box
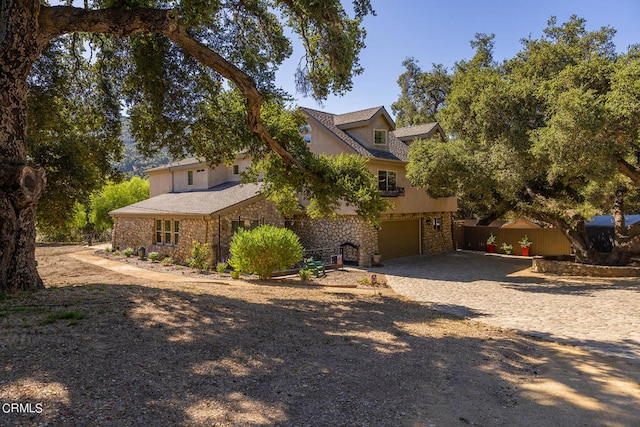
[380,251,640,363]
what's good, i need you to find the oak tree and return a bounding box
[407,17,640,265]
[0,0,379,292]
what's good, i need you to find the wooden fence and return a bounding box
[454,224,572,256]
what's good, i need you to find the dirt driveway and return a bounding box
[0,244,639,426]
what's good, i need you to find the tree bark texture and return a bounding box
[0,0,47,292]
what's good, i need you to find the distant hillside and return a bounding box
[114,119,174,177]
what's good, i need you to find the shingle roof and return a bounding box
[144,157,204,173]
[333,106,386,126]
[110,181,263,217]
[392,123,441,140]
[302,107,409,162]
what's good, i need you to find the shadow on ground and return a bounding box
[0,248,638,426]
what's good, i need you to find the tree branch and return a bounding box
[617,158,640,186]
[38,5,306,172]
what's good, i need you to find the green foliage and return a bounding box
[299,268,311,281]
[29,36,123,231]
[122,248,134,258]
[229,225,303,279]
[89,176,149,231]
[161,257,174,266]
[148,252,160,262]
[230,270,241,279]
[188,241,210,271]
[392,58,451,126]
[407,15,640,262]
[216,262,228,274]
[518,236,532,248]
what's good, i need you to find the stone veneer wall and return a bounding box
[112,217,209,264]
[532,258,640,277]
[112,217,154,252]
[112,198,285,266]
[420,212,454,254]
[210,198,285,262]
[287,215,377,266]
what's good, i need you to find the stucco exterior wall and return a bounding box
[148,172,173,197]
[344,115,392,149]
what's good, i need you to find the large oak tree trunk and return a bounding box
[0,0,46,292]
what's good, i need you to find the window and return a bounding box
[232,164,239,175]
[155,220,162,244]
[374,129,387,145]
[378,170,397,191]
[155,219,180,246]
[187,170,194,185]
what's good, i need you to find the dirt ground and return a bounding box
[1,244,639,426]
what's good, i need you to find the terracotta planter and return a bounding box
[486,244,496,253]
[521,247,530,256]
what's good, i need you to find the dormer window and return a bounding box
[374,129,387,146]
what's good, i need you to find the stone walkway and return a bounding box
[378,251,640,363]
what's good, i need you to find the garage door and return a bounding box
[377,220,420,260]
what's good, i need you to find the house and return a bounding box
[290,106,456,265]
[110,153,284,263]
[110,106,457,266]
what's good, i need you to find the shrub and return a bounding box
[230,270,241,279]
[299,268,311,281]
[104,246,112,253]
[122,247,134,258]
[148,252,160,262]
[161,257,174,266]
[229,225,303,279]
[216,261,228,274]
[188,241,210,271]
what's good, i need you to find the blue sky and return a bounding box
[275,0,640,117]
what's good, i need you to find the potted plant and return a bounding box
[518,235,532,256]
[501,242,513,255]
[486,234,497,253]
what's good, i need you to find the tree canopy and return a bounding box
[406,16,640,265]
[1,0,384,291]
[391,57,451,127]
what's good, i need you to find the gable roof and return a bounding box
[301,107,409,162]
[110,181,263,217]
[333,106,395,130]
[392,123,445,142]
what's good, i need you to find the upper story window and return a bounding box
[187,170,194,185]
[378,170,397,191]
[374,129,388,145]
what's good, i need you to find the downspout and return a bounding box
[218,214,221,262]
